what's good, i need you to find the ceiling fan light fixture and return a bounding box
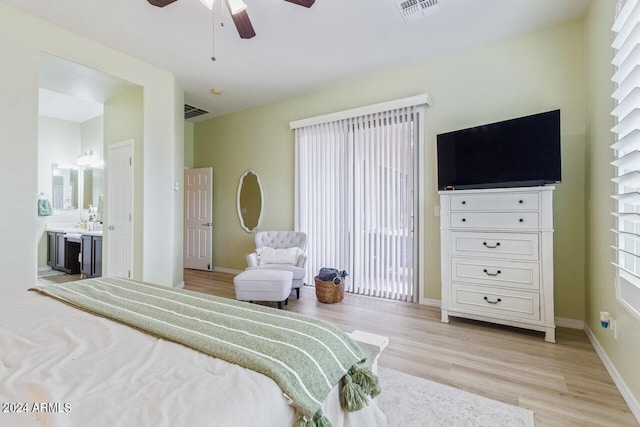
[225,0,248,15]
[200,0,214,9]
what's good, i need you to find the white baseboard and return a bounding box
[213,266,243,275]
[175,281,185,289]
[584,324,640,423]
[554,317,584,329]
[400,296,638,421]
[38,266,52,272]
[422,298,441,307]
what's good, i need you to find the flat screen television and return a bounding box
[437,110,561,190]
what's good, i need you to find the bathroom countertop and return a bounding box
[46,223,103,236]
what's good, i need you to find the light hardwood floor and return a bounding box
[37,272,82,285]
[183,269,638,427]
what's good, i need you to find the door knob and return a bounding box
[107,225,115,230]
[202,222,213,227]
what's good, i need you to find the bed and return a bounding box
[0,277,387,427]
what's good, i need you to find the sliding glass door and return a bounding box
[295,106,421,302]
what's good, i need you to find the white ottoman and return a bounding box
[233,269,293,309]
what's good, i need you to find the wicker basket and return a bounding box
[314,276,344,304]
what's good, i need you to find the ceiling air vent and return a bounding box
[395,0,440,23]
[184,104,209,120]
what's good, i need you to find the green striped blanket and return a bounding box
[30,277,379,426]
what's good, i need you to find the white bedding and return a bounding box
[0,291,386,427]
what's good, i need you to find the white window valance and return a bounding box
[289,94,431,129]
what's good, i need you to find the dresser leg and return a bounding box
[441,310,449,323]
[544,327,556,343]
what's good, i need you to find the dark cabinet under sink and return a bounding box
[47,231,80,274]
[81,234,102,278]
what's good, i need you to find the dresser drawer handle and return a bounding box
[462,201,466,205]
[483,242,501,248]
[519,218,524,223]
[484,296,502,304]
[519,200,524,204]
[483,269,502,276]
[462,218,466,222]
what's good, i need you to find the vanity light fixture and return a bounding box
[77,150,94,166]
[76,150,104,169]
[211,88,223,95]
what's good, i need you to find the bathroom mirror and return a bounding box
[237,170,264,233]
[52,164,78,210]
[83,167,104,219]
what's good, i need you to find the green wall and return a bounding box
[585,0,640,410]
[185,121,194,169]
[194,107,295,268]
[194,18,588,321]
[104,87,144,279]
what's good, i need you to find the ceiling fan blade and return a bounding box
[230,10,256,39]
[284,0,315,7]
[147,0,178,7]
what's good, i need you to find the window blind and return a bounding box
[611,0,640,319]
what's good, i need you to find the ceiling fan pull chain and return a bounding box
[211,0,226,62]
[211,3,216,61]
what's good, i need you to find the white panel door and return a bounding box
[107,140,133,278]
[184,167,213,270]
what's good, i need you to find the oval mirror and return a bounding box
[237,170,264,233]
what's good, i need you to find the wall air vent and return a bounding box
[395,0,440,23]
[184,104,209,120]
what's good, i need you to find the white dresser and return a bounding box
[439,186,555,342]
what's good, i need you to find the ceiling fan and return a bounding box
[147,0,315,39]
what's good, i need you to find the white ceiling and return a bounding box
[39,88,103,123]
[39,52,138,123]
[39,52,138,106]
[3,0,591,122]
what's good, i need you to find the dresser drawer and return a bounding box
[450,212,539,230]
[450,283,540,322]
[450,232,539,261]
[450,192,539,211]
[451,257,540,291]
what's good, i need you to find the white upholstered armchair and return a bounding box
[245,231,308,299]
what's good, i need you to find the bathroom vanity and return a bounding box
[47,226,102,277]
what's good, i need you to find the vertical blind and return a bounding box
[295,106,421,302]
[611,0,640,319]
[296,119,352,290]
